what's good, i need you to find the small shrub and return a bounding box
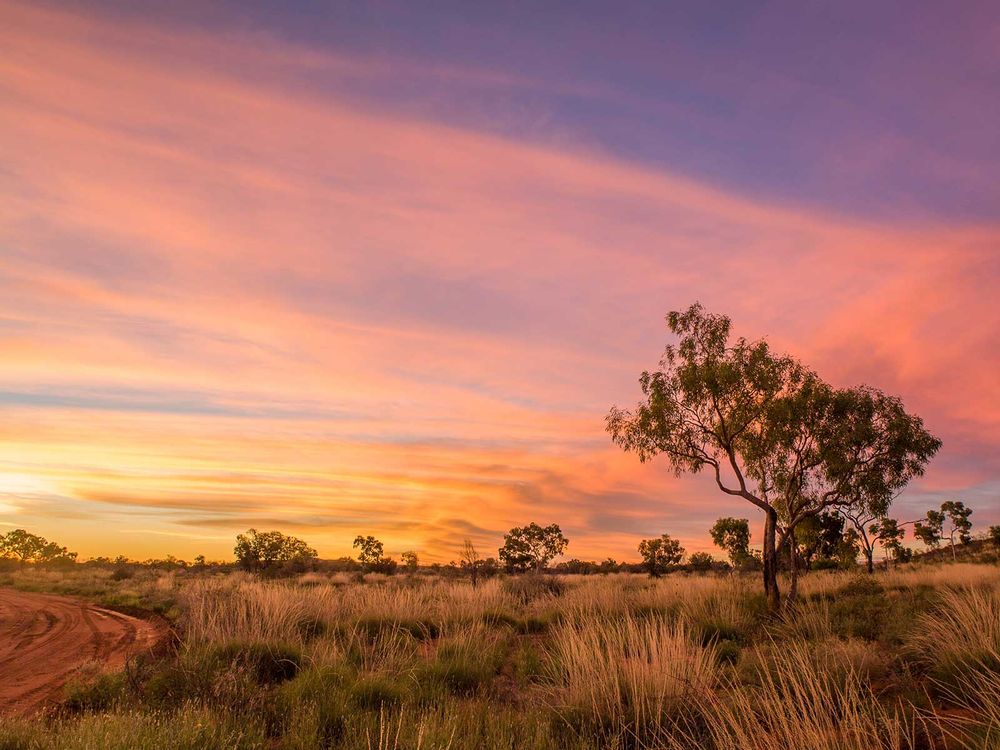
[694,617,745,647]
[209,642,302,685]
[511,642,546,685]
[502,575,565,604]
[62,672,128,713]
[349,676,404,709]
[354,616,438,641]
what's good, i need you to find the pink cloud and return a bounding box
[0,2,996,560]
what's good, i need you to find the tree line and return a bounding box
[228,501,994,579]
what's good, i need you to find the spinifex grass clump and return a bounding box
[546,615,716,742]
[907,585,1000,691]
[669,640,916,750]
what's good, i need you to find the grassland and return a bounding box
[1,562,998,749]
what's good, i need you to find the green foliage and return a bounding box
[871,517,906,562]
[269,667,349,744]
[990,525,1000,549]
[352,535,383,565]
[234,529,316,574]
[688,551,715,571]
[353,616,439,641]
[0,529,77,566]
[420,638,505,697]
[145,642,302,709]
[348,676,404,709]
[352,535,397,573]
[499,523,568,572]
[714,639,742,665]
[710,518,752,567]
[400,550,419,571]
[941,500,973,547]
[914,510,945,549]
[637,533,685,576]
[796,513,844,568]
[62,672,129,714]
[209,642,302,685]
[608,303,940,608]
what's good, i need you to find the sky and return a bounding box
[1,0,997,562]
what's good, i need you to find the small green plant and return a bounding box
[62,672,129,713]
[349,676,404,709]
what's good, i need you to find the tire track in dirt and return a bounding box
[0,588,168,716]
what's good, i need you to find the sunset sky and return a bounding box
[1,1,998,562]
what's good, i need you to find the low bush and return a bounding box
[501,575,565,604]
[348,676,405,709]
[62,672,129,714]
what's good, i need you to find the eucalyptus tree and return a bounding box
[234,529,317,574]
[499,523,568,573]
[990,525,1000,549]
[709,517,752,568]
[914,510,945,549]
[941,501,973,559]
[608,303,940,609]
[839,506,910,573]
[637,533,685,577]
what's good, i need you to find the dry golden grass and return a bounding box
[667,638,917,750]
[4,562,1000,749]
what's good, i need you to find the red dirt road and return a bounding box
[0,588,167,715]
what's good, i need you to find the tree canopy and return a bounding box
[499,523,568,573]
[637,533,685,577]
[234,529,317,574]
[608,303,940,608]
[709,517,752,568]
[0,529,77,566]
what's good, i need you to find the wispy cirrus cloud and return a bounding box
[0,2,997,561]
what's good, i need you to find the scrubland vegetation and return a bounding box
[1,558,999,750]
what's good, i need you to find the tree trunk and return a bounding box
[786,527,799,606]
[864,547,874,574]
[762,509,780,611]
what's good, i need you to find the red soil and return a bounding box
[0,588,167,716]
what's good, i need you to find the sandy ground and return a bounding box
[0,587,168,716]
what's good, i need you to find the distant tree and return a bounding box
[914,510,945,550]
[598,558,620,574]
[839,506,915,574]
[608,304,940,609]
[479,557,500,578]
[638,534,685,577]
[795,513,844,569]
[401,550,419,572]
[370,557,398,575]
[836,527,860,570]
[990,525,1000,550]
[353,535,384,566]
[234,529,317,574]
[688,551,715,572]
[870,517,907,568]
[459,539,482,586]
[0,529,76,567]
[1,529,46,565]
[499,523,568,573]
[941,501,973,559]
[710,518,752,569]
[37,541,77,567]
[351,535,398,574]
